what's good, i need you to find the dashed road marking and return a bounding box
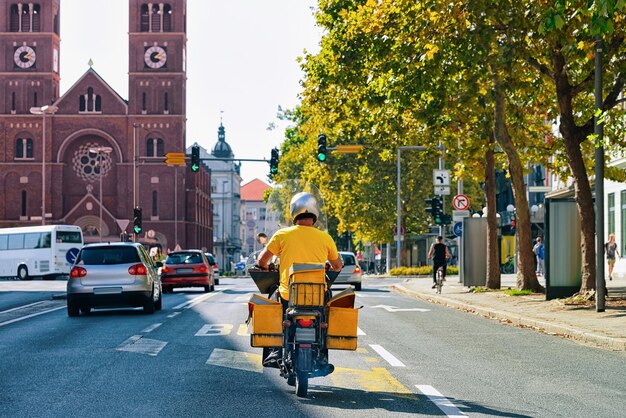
[173,291,221,310]
[166,312,181,318]
[141,323,162,333]
[206,348,263,373]
[369,344,406,367]
[416,385,467,417]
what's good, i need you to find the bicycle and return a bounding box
[435,266,444,294]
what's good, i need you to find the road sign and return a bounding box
[433,169,450,186]
[165,152,186,166]
[453,222,463,237]
[334,145,364,153]
[393,226,405,235]
[452,210,470,221]
[434,186,450,195]
[452,194,470,210]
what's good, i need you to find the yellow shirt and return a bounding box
[266,225,339,300]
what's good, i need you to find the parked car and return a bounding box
[161,250,215,293]
[66,242,162,316]
[205,252,219,284]
[335,251,363,290]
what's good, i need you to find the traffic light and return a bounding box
[425,196,443,224]
[317,134,327,162]
[191,145,200,172]
[269,148,279,176]
[133,207,143,234]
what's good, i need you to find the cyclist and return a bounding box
[256,192,342,372]
[427,236,450,288]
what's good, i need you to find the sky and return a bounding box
[59,0,322,185]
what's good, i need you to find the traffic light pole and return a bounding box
[396,146,427,268]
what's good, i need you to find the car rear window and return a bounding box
[78,246,141,265]
[165,252,204,264]
[341,254,356,265]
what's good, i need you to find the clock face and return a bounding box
[14,45,36,69]
[144,46,167,69]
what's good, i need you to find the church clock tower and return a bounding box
[0,1,61,114]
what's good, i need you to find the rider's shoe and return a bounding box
[432,283,437,289]
[311,364,334,377]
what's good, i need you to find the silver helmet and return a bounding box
[290,192,319,224]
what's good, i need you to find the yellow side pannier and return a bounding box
[325,288,359,350]
[248,294,283,347]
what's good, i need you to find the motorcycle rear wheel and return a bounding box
[296,371,308,397]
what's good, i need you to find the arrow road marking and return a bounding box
[370,304,430,312]
[416,385,467,417]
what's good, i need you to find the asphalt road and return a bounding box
[1,277,624,417]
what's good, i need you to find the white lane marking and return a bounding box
[141,323,162,333]
[0,306,65,327]
[356,294,392,298]
[370,304,430,312]
[206,348,263,374]
[0,301,45,314]
[237,323,250,336]
[116,335,167,356]
[357,327,366,336]
[195,323,233,336]
[416,385,467,417]
[369,344,406,367]
[173,291,221,310]
[166,312,181,318]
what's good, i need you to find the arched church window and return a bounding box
[20,4,30,31]
[152,191,158,216]
[79,87,102,113]
[87,87,94,112]
[21,191,27,217]
[146,138,164,157]
[79,95,86,112]
[151,4,161,32]
[140,4,150,32]
[10,5,19,31]
[31,4,41,31]
[15,137,33,159]
[163,4,172,32]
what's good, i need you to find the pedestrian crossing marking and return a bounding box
[206,348,263,374]
[330,367,413,395]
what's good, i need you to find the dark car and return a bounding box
[161,250,215,293]
[66,242,162,316]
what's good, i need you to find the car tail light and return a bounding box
[354,265,361,274]
[70,266,87,278]
[161,266,169,273]
[128,263,148,275]
[198,265,208,273]
[298,319,314,328]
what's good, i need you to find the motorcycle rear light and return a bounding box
[299,344,312,348]
[282,320,291,328]
[128,264,147,275]
[354,265,361,273]
[320,322,328,329]
[298,319,314,328]
[70,266,87,278]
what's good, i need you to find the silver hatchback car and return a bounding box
[334,251,363,291]
[67,242,162,316]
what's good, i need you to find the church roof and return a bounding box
[211,123,233,158]
[241,179,271,201]
[54,67,128,112]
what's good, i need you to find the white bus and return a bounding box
[0,225,83,280]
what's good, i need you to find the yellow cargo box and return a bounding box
[289,263,326,283]
[248,294,283,348]
[326,306,358,350]
[289,282,326,307]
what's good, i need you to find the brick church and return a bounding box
[0,0,213,251]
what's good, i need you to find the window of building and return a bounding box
[15,137,33,159]
[142,92,147,113]
[140,3,173,32]
[152,191,158,216]
[146,137,164,157]
[164,92,169,113]
[621,191,626,255]
[140,4,150,31]
[33,92,38,108]
[12,92,16,113]
[608,192,615,234]
[79,87,102,113]
[21,191,27,217]
[10,3,41,32]
[259,207,266,221]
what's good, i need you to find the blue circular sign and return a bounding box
[66,248,80,264]
[453,222,463,237]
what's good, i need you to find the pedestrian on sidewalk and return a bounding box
[533,237,544,276]
[605,233,620,281]
[428,236,450,288]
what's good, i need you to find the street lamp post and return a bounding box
[90,146,113,242]
[29,105,58,225]
[222,180,228,273]
[396,146,426,268]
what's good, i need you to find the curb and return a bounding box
[391,284,626,352]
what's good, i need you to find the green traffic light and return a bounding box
[317,153,326,162]
[134,226,142,234]
[191,163,199,172]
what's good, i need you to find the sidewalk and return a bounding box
[390,274,626,351]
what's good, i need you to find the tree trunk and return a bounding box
[553,60,596,293]
[485,136,501,289]
[493,81,544,292]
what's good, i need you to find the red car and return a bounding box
[160,250,215,293]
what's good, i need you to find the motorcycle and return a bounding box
[248,264,358,398]
[245,180,359,398]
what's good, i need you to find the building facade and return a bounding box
[0,0,212,251]
[240,178,275,257]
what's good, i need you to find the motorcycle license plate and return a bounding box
[295,328,316,343]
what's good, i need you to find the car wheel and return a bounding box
[80,307,92,314]
[143,289,156,314]
[214,278,219,285]
[204,285,212,293]
[67,302,80,317]
[17,265,31,281]
[354,283,362,291]
[155,292,163,311]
